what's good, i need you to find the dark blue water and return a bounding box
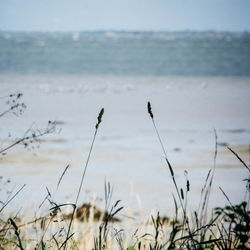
[0,31,250,76]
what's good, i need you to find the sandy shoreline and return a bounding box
[0,137,248,218]
[0,75,249,217]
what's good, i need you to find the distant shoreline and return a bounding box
[0,30,250,35]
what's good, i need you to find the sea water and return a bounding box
[0,32,250,218]
[1,31,250,76]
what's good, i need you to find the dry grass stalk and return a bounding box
[64,108,104,250]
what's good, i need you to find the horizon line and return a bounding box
[0,29,250,34]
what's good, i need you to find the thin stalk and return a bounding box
[0,184,26,214]
[63,108,104,250]
[227,146,250,172]
[147,102,197,249]
[0,104,19,118]
[0,121,56,155]
[0,137,28,154]
[197,169,211,218]
[201,129,218,226]
[75,129,98,205]
[9,218,24,250]
[151,115,184,212]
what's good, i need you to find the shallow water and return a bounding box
[0,75,249,219]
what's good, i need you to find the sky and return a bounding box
[0,0,250,32]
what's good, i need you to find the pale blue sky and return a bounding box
[1,0,250,32]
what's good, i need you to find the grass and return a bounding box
[0,100,249,249]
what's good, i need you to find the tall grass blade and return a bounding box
[147,101,184,211]
[63,108,104,250]
[9,218,24,250]
[57,164,70,190]
[227,146,250,171]
[0,184,26,214]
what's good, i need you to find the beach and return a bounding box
[0,74,249,219]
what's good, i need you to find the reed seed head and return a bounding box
[147,101,153,119]
[187,180,190,192]
[166,158,174,177]
[96,108,104,129]
[181,188,184,200]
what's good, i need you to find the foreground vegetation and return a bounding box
[0,94,249,249]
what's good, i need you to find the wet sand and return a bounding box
[0,75,249,218]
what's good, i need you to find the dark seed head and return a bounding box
[187,180,190,192]
[147,102,153,119]
[181,188,184,200]
[166,158,174,177]
[96,108,104,129]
